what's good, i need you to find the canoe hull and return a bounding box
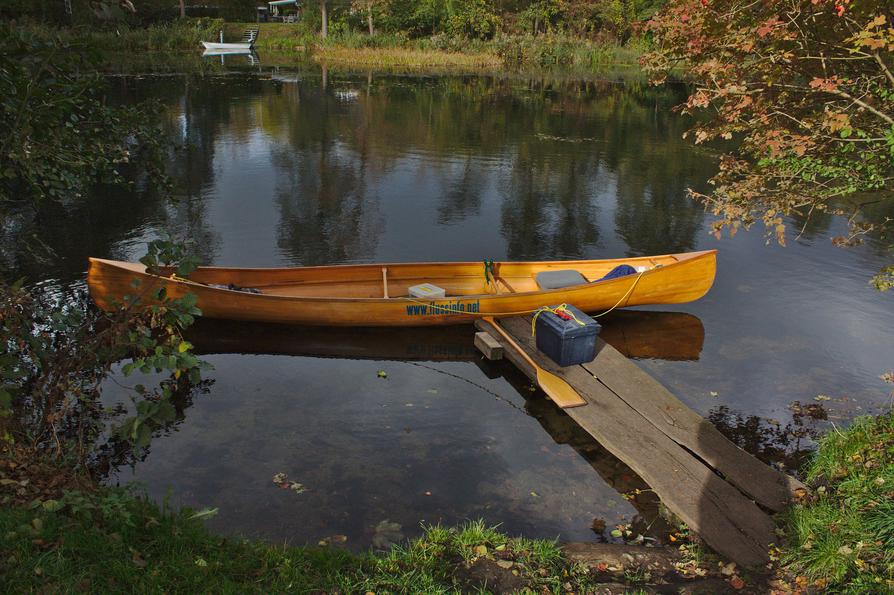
[87,251,716,327]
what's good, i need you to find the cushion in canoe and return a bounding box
[535,269,588,290]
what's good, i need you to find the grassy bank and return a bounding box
[779,413,894,592]
[1,488,680,593]
[312,45,502,70]
[15,20,642,72]
[225,23,642,70]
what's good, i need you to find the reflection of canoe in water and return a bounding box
[185,310,704,362]
[599,310,704,361]
[187,321,479,361]
[87,250,716,327]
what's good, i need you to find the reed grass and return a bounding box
[312,45,502,70]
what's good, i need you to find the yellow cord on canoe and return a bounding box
[402,270,645,319]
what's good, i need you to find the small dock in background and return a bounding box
[475,316,807,568]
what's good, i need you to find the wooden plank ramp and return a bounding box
[475,316,806,569]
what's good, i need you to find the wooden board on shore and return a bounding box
[475,316,807,568]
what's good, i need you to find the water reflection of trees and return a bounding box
[706,405,821,476]
[250,73,710,261]
[3,70,721,283]
[262,81,384,264]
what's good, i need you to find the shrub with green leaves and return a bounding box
[0,238,209,466]
[0,24,167,205]
[445,0,501,40]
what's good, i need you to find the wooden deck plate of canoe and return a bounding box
[87,250,716,327]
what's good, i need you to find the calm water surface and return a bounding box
[7,59,893,549]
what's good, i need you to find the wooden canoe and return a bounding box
[87,250,717,327]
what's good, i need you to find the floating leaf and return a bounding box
[272,472,307,494]
[372,520,403,549]
[318,534,348,546]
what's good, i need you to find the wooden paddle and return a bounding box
[482,316,586,409]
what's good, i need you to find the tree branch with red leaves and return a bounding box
[643,0,894,289]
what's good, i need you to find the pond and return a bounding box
[7,58,893,550]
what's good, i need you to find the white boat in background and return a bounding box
[201,28,259,51]
[202,41,254,51]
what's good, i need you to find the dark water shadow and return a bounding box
[185,309,705,363]
[174,311,705,543]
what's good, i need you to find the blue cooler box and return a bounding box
[534,305,601,367]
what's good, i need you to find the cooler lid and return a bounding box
[535,304,601,338]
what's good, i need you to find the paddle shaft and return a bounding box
[482,316,537,366]
[482,316,586,408]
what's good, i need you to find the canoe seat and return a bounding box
[535,269,588,290]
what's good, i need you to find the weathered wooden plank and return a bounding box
[476,318,776,567]
[582,339,806,512]
[474,331,504,360]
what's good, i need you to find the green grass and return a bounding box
[13,20,644,74]
[781,413,894,593]
[0,489,623,593]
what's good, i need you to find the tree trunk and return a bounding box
[367,4,374,35]
[321,0,328,38]
[179,0,185,18]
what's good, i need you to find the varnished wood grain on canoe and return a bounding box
[87,250,716,327]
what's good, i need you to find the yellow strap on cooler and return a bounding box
[530,303,586,337]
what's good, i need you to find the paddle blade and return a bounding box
[536,368,586,408]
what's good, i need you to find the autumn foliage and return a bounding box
[643,0,894,288]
